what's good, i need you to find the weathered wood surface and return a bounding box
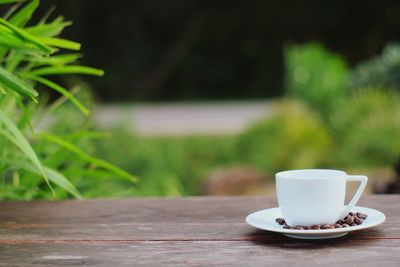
[0,195,399,266]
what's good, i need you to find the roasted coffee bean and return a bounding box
[345,216,354,225]
[321,224,330,229]
[354,218,363,225]
[275,218,286,225]
[275,211,367,230]
[358,213,368,220]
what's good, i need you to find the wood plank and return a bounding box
[0,195,398,241]
[0,240,399,267]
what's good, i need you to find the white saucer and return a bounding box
[245,206,385,239]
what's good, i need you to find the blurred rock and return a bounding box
[202,166,270,195]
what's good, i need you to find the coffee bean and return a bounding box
[358,213,368,220]
[321,224,330,229]
[354,218,363,225]
[345,216,354,225]
[275,212,367,231]
[275,218,286,225]
[312,225,322,230]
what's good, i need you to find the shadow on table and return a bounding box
[245,228,385,249]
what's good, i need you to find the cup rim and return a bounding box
[276,169,346,179]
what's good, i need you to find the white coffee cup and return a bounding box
[276,169,368,226]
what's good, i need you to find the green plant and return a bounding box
[351,43,400,91]
[285,43,349,120]
[331,88,400,168]
[0,0,136,200]
[94,126,238,196]
[237,100,331,173]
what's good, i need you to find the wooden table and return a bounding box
[0,195,399,266]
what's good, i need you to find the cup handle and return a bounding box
[340,175,368,218]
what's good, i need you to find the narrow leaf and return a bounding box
[0,31,45,52]
[26,19,71,37]
[9,0,39,27]
[0,66,38,100]
[7,160,82,199]
[0,0,24,4]
[15,93,34,131]
[37,36,81,50]
[0,110,54,193]
[0,17,52,54]
[26,74,90,115]
[29,53,82,66]
[40,132,138,182]
[28,65,104,76]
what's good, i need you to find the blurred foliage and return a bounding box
[285,43,349,120]
[94,128,238,196]
[331,88,400,167]
[351,43,400,90]
[41,43,399,198]
[237,100,331,173]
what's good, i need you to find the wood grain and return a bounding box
[0,240,399,266]
[0,195,399,266]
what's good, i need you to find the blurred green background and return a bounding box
[1,0,400,199]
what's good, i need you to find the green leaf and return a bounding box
[26,74,90,115]
[40,132,138,182]
[9,0,39,27]
[39,6,55,25]
[0,66,38,100]
[0,31,45,52]
[15,93,33,131]
[28,65,104,76]
[7,160,82,199]
[37,36,81,50]
[6,51,24,72]
[29,53,82,66]
[26,18,72,37]
[0,17,52,54]
[0,110,54,194]
[43,166,82,199]
[0,0,24,4]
